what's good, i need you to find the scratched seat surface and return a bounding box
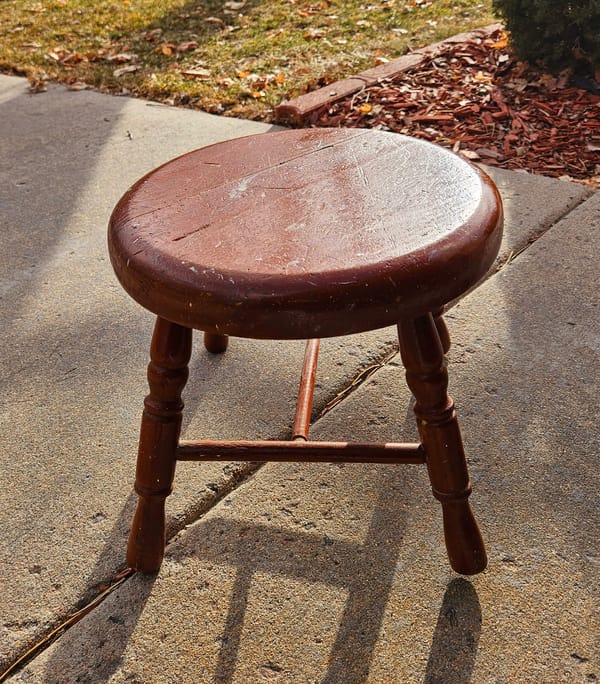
[108,128,502,339]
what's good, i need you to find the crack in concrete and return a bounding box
[495,189,594,272]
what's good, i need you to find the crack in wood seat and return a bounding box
[108,128,503,576]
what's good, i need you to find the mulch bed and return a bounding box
[308,28,600,188]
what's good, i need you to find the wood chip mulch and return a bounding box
[309,28,600,188]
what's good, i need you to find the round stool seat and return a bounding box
[108,129,502,339]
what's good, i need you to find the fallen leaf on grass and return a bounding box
[236,70,286,90]
[107,52,138,63]
[304,28,325,40]
[177,41,199,53]
[46,47,85,65]
[205,16,225,26]
[182,67,211,79]
[156,43,176,56]
[93,48,138,64]
[143,28,162,42]
[113,65,139,77]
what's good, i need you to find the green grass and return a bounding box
[0,0,495,119]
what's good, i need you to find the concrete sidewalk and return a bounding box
[1,73,598,682]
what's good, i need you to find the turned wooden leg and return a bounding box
[432,307,451,354]
[127,317,192,573]
[398,314,487,575]
[203,332,229,354]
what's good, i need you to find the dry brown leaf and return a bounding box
[143,28,162,42]
[28,77,47,93]
[113,65,139,77]
[304,28,325,40]
[107,52,137,63]
[176,41,199,53]
[182,68,211,79]
[157,43,176,56]
[489,36,508,49]
[460,149,481,160]
[45,47,85,65]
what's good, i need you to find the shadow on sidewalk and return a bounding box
[172,464,481,683]
[424,578,481,684]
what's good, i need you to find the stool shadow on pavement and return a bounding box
[424,578,482,684]
[177,464,413,684]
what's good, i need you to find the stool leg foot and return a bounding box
[398,314,487,575]
[127,317,192,573]
[204,332,229,354]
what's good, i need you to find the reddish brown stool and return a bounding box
[108,128,503,576]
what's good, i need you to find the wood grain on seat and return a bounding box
[108,129,502,339]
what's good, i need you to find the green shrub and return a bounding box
[493,0,600,75]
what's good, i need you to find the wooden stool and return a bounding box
[108,129,503,576]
